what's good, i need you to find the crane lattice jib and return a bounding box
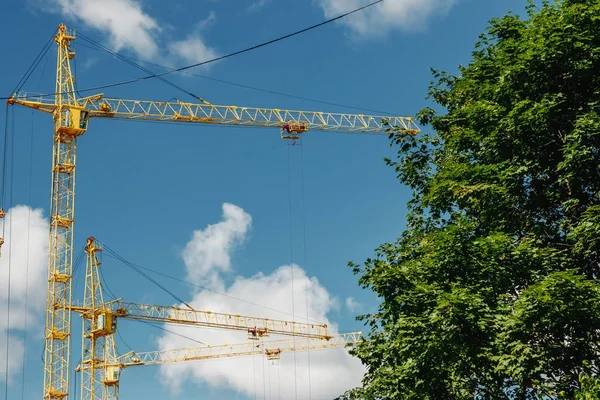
[69,300,332,340]
[9,95,420,135]
[116,332,363,367]
[110,302,332,340]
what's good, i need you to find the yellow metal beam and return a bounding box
[10,95,420,135]
[116,331,363,367]
[114,301,331,339]
[70,300,332,340]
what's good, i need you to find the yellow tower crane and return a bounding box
[76,237,359,400]
[7,23,419,400]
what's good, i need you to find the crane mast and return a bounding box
[44,23,87,400]
[6,23,420,400]
[79,238,120,400]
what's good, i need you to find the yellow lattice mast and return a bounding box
[35,23,88,400]
[79,238,120,400]
[7,23,419,400]
[100,334,120,400]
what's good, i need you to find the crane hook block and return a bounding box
[0,209,5,218]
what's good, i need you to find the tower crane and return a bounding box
[6,23,420,400]
[77,236,361,400]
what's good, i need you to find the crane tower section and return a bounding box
[37,23,89,400]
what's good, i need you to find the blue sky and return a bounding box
[0,0,529,399]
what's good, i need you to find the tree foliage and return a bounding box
[341,1,600,398]
[576,374,600,399]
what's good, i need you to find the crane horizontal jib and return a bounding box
[112,302,332,339]
[9,93,420,135]
[68,300,333,340]
[116,332,363,367]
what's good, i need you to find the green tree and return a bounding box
[576,374,600,399]
[341,1,600,398]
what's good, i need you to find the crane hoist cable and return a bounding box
[262,350,267,399]
[2,105,16,400]
[300,142,313,399]
[0,104,9,229]
[253,352,258,400]
[116,330,133,352]
[277,361,282,399]
[1,0,383,101]
[267,355,272,399]
[286,144,299,400]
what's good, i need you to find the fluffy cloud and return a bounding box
[247,0,270,13]
[316,0,461,36]
[0,206,49,383]
[157,203,364,398]
[45,0,218,66]
[168,36,219,68]
[168,11,219,68]
[181,203,251,288]
[51,0,161,60]
[345,297,361,312]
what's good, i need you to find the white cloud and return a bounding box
[345,297,361,312]
[43,0,219,67]
[247,0,270,13]
[315,0,461,36]
[0,337,24,385]
[0,206,49,383]
[52,0,161,60]
[168,35,220,68]
[156,203,364,398]
[182,203,251,288]
[168,11,220,70]
[195,11,217,31]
